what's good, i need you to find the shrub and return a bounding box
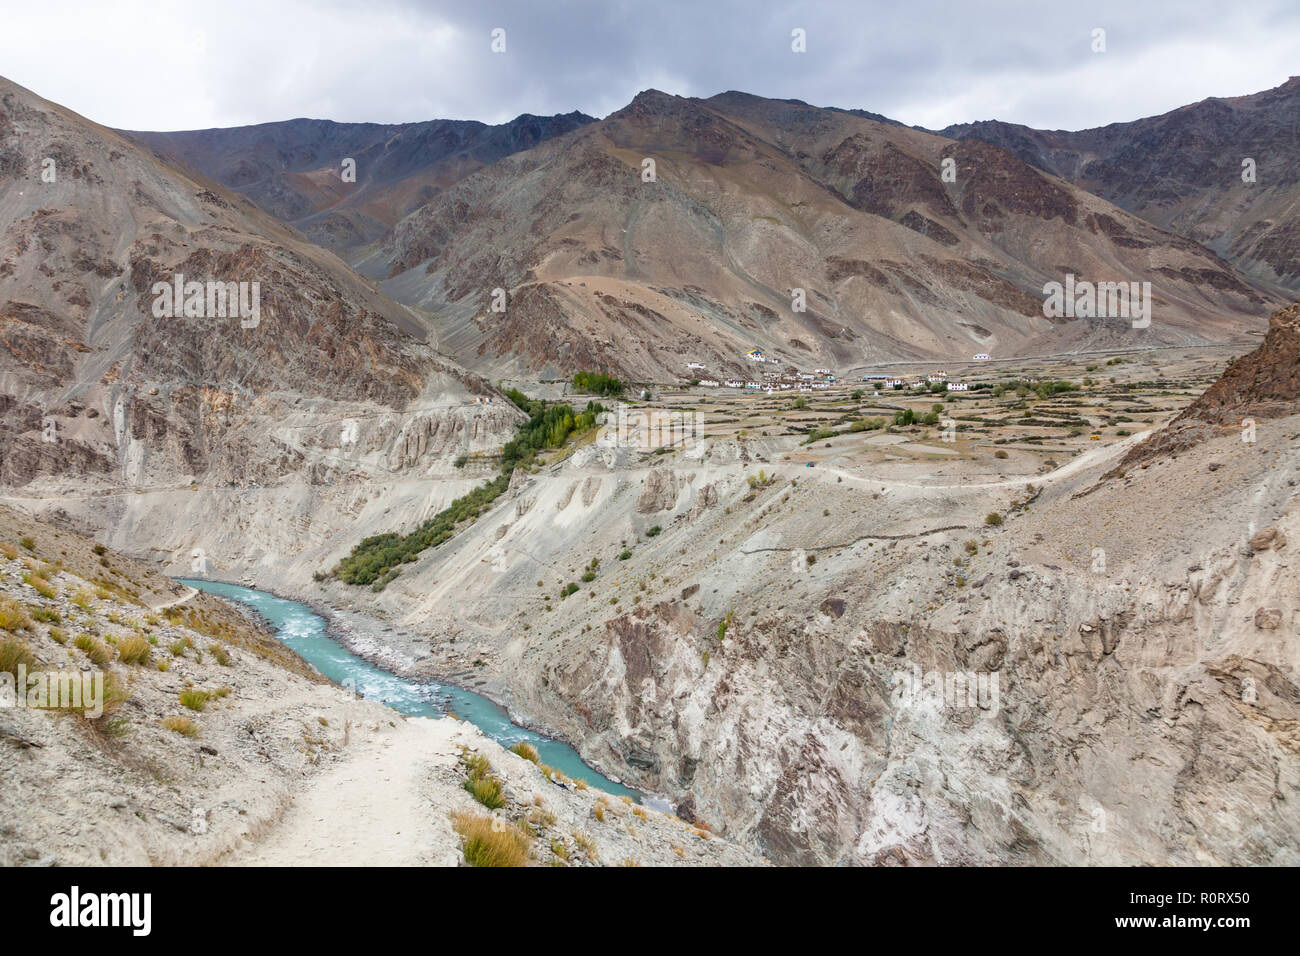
[571,371,624,397]
[0,599,32,632]
[164,715,198,737]
[0,542,16,559]
[80,674,132,733]
[618,550,632,561]
[451,811,529,867]
[116,635,151,665]
[849,416,886,432]
[463,752,492,779]
[509,741,540,763]
[180,689,210,712]
[580,571,596,583]
[645,525,662,537]
[0,637,35,679]
[994,450,1008,459]
[23,573,56,599]
[19,537,35,552]
[210,645,231,666]
[464,775,507,809]
[985,513,1004,527]
[74,633,112,666]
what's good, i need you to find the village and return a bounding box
[683,347,983,394]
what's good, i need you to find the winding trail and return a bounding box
[819,428,1154,494]
[150,585,197,611]
[227,717,463,867]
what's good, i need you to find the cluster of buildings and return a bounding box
[861,368,972,392]
[687,347,839,393]
[685,347,983,396]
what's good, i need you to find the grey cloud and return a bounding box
[2,0,1297,131]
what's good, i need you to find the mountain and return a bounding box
[0,75,520,525]
[939,76,1300,294]
[123,111,595,254]
[1105,299,1300,473]
[366,89,1276,380]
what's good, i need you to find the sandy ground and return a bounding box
[223,717,462,866]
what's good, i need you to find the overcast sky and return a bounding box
[3,0,1297,132]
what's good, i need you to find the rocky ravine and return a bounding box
[0,506,761,866]
[257,307,1300,866]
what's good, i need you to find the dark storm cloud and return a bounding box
[2,0,1297,131]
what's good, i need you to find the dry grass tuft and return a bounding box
[450,811,530,867]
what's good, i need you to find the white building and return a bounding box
[973,353,991,361]
[948,382,970,392]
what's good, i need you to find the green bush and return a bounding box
[464,774,507,810]
[180,689,210,712]
[509,741,540,763]
[0,637,35,679]
[331,393,605,586]
[571,371,624,397]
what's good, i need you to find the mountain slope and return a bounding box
[0,74,521,561]
[370,89,1276,380]
[123,111,595,255]
[940,76,1300,293]
[1105,299,1300,473]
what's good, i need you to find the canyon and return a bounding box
[1,71,1297,866]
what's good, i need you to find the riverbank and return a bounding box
[186,573,662,806]
[0,507,764,866]
[181,580,642,800]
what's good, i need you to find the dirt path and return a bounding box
[150,585,197,610]
[821,428,1154,494]
[227,717,464,866]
